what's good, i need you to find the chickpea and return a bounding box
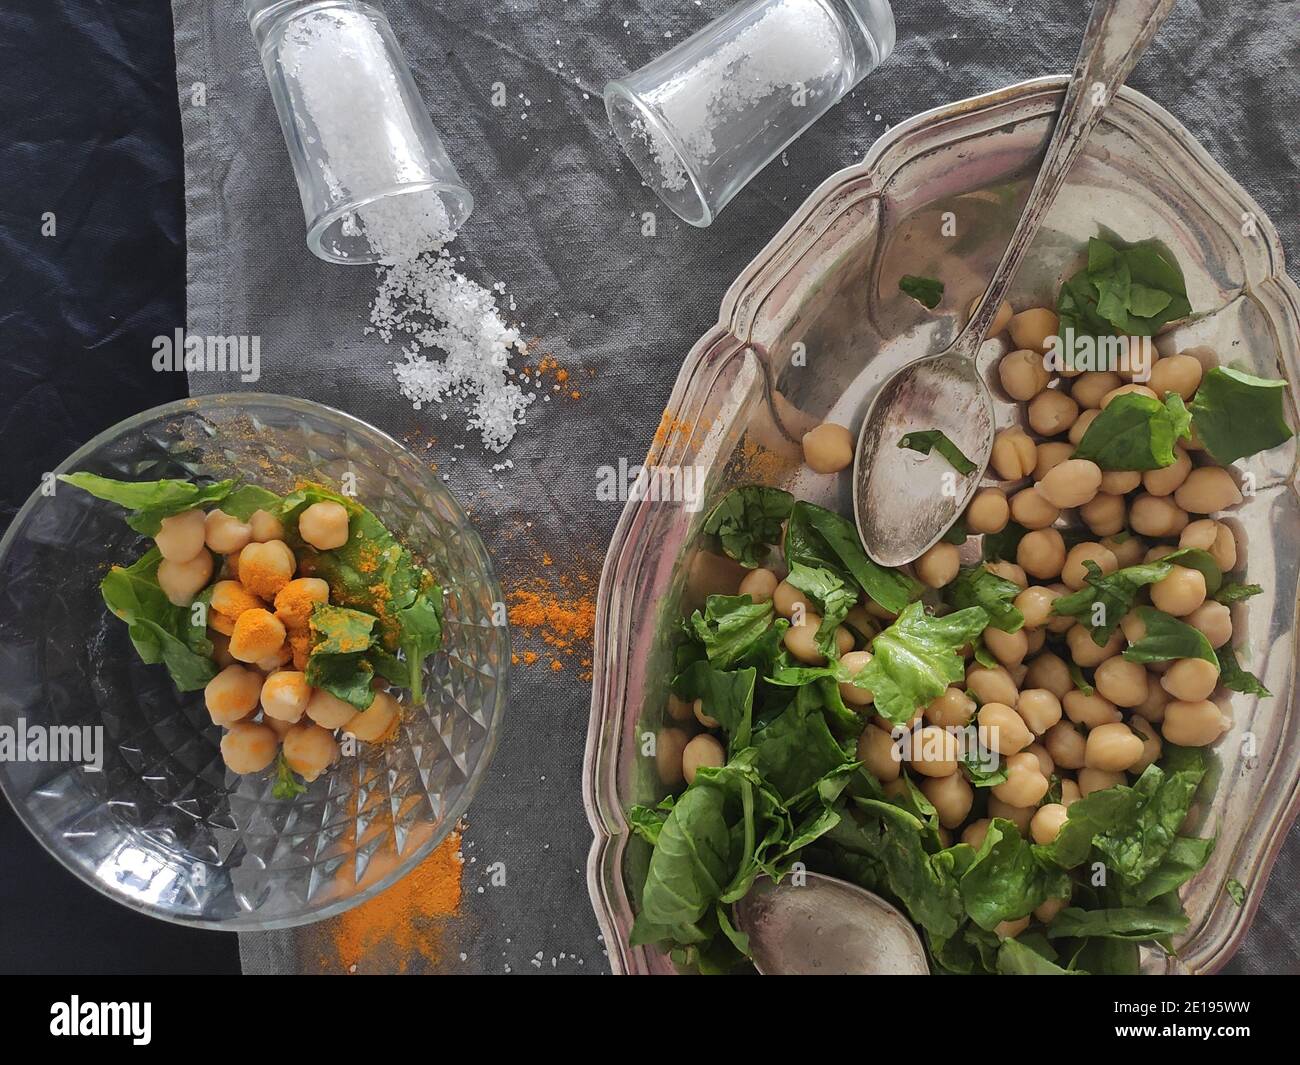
[966,664,1019,707]
[1140,446,1191,498]
[298,500,350,551]
[228,608,287,664]
[1071,371,1122,409]
[1026,742,1054,778]
[1061,542,1118,591]
[739,567,779,603]
[1148,353,1203,400]
[157,550,214,607]
[838,650,874,707]
[1151,565,1206,617]
[966,487,1010,534]
[985,560,1028,589]
[993,752,1050,807]
[1068,407,1100,445]
[875,709,921,733]
[238,539,296,599]
[204,508,253,554]
[802,423,855,474]
[962,818,992,850]
[795,423,857,475]
[1119,337,1157,382]
[1128,493,1189,538]
[1094,657,1148,708]
[1025,653,1072,699]
[1060,779,1083,808]
[682,734,726,785]
[843,606,879,643]
[1067,624,1123,667]
[204,664,263,726]
[1132,681,1170,725]
[1063,688,1122,728]
[1103,532,1146,568]
[1145,544,1177,563]
[273,576,330,630]
[1035,895,1070,923]
[1161,657,1221,702]
[1078,767,1126,797]
[1008,307,1059,353]
[220,721,279,774]
[1014,586,1055,629]
[857,725,901,782]
[1038,459,1102,510]
[249,508,285,543]
[1017,528,1066,580]
[209,580,263,622]
[1085,721,1144,772]
[1174,467,1243,514]
[1027,389,1079,437]
[1030,803,1069,845]
[987,797,1034,835]
[978,702,1032,756]
[1043,721,1087,769]
[908,725,960,778]
[1181,519,1237,573]
[256,645,291,672]
[1129,716,1163,774]
[1162,699,1229,747]
[999,348,1051,401]
[260,670,311,723]
[282,723,339,783]
[916,542,960,588]
[262,713,294,740]
[969,296,1014,339]
[1099,469,1141,495]
[991,427,1037,481]
[1033,441,1075,482]
[926,686,975,728]
[656,727,689,787]
[306,687,359,729]
[1186,601,1232,648]
[984,626,1029,668]
[1017,688,1063,735]
[344,690,402,743]
[772,580,809,619]
[1080,494,1126,537]
[155,508,207,562]
[1101,383,1157,409]
[921,771,974,829]
[783,613,829,665]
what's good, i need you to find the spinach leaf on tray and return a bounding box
[899,274,944,309]
[702,486,793,568]
[898,430,976,475]
[1189,366,1294,464]
[785,500,920,615]
[1072,392,1191,471]
[60,472,236,536]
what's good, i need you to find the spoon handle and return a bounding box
[965,0,1177,346]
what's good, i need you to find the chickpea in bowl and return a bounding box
[62,474,442,794]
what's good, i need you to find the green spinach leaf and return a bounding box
[1189,366,1294,464]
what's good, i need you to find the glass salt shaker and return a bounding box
[605,0,896,227]
[245,0,474,264]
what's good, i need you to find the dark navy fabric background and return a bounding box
[0,0,238,974]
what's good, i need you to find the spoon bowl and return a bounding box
[734,872,930,975]
[853,338,994,568]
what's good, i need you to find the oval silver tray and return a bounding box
[583,76,1300,975]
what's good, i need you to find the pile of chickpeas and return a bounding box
[151,497,401,784]
[667,299,1243,940]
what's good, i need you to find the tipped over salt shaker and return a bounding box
[605,0,896,227]
[245,0,474,264]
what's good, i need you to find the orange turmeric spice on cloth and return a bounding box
[507,573,596,679]
[326,828,464,973]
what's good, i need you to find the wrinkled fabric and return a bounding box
[169,0,1300,974]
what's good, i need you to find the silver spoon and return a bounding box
[853,0,1177,567]
[734,872,929,975]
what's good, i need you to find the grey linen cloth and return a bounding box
[171,0,1300,974]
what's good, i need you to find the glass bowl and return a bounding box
[585,77,1300,974]
[0,394,508,929]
